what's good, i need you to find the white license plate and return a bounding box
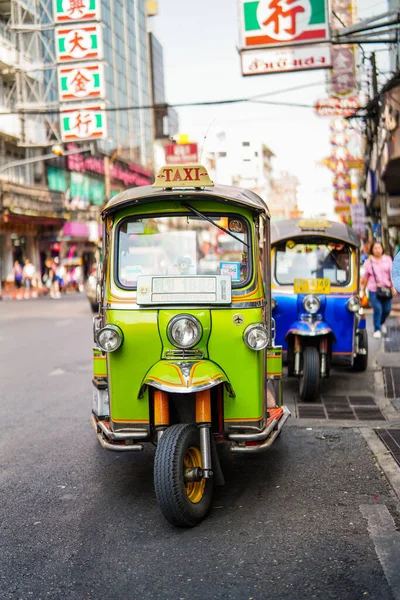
[93,386,109,417]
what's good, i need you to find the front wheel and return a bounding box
[299,346,320,402]
[353,330,368,371]
[154,424,214,527]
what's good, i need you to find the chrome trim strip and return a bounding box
[145,377,226,394]
[108,301,265,310]
[230,406,291,453]
[95,417,148,440]
[91,416,145,451]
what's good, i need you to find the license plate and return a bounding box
[293,278,331,294]
[93,386,109,417]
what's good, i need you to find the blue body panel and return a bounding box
[273,293,356,354]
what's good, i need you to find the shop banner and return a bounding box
[58,63,105,101]
[53,0,101,24]
[165,143,199,165]
[55,24,103,62]
[241,43,331,75]
[238,0,330,49]
[315,97,359,117]
[60,103,107,141]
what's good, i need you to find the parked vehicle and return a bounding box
[271,219,368,402]
[91,164,290,527]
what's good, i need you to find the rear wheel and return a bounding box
[299,346,320,402]
[154,423,213,527]
[353,330,368,371]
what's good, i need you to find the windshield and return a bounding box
[275,240,352,286]
[117,215,250,288]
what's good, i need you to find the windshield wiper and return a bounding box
[182,202,249,248]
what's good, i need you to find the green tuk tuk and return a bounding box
[91,164,290,527]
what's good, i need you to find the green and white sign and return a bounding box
[55,23,103,62]
[60,103,107,141]
[53,0,101,24]
[239,0,329,49]
[58,62,105,102]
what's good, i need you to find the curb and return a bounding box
[360,428,400,504]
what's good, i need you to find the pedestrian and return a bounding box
[13,260,23,290]
[22,258,35,296]
[361,241,397,339]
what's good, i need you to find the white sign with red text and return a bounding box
[241,43,331,75]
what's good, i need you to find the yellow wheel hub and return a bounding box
[184,446,205,504]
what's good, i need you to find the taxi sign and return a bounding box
[297,219,331,231]
[294,278,331,294]
[152,164,214,189]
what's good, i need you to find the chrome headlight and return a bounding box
[302,294,321,314]
[97,324,123,352]
[167,315,202,349]
[347,296,361,312]
[243,324,269,351]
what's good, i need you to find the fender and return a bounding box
[285,319,335,340]
[142,359,235,396]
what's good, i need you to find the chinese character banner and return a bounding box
[61,104,107,141]
[55,23,103,62]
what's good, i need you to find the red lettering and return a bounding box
[183,167,193,181]
[164,168,173,182]
[173,169,183,181]
[192,167,200,179]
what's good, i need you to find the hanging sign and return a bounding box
[315,97,359,117]
[241,43,331,75]
[55,24,103,62]
[238,0,330,50]
[53,0,101,23]
[60,103,107,141]
[58,62,105,101]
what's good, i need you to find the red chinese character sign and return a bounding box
[55,24,103,62]
[53,0,100,23]
[58,63,105,101]
[239,0,329,49]
[61,104,107,141]
[166,143,199,165]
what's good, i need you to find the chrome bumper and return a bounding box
[91,415,146,452]
[229,406,291,453]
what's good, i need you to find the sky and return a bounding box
[150,0,391,218]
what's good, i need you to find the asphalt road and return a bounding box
[1,296,400,600]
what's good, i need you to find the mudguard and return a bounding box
[142,359,234,395]
[285,319,334,339]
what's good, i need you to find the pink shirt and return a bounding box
[364,255,393,292]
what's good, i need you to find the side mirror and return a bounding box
[96,262,103,283]
[392,253,400,292]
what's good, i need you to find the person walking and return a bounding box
[361,241,396,339]
[22,258,35,298]
[13,260,23,290]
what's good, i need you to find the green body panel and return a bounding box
[158,309,211,357]
[93,348,107,378]
[208,308,264,421]
[143,359,228,391]
[106,309,162,422]
[266,346,282,378]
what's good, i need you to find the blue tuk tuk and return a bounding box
[271,219,368,401]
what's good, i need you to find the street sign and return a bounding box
[58,62,105,102]
[165,143,198,165]
[53,0,101,23]
[241,43,331,75]
[238,0,330,50]
[60,103,107,141]
[315,97,359,117]
[55,23,103,62]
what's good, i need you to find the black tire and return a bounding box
[154,424,214,527]
[299,346,320,402]
[90,302,98,313]
[353,329,368,371]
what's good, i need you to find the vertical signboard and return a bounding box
[330,0,357,97]
[53,0,101,23]
[55,23,103,62]
[60,104,107,141]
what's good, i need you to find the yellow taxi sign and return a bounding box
[294,278,331,294]
[152,165,214,189]
[297,219,331,231]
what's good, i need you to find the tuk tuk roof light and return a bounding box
[97,324,124,353]
[302,294,321,315]
[243,324,269,351]
[167,315,202,349]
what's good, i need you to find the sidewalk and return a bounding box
[0,283,48,301]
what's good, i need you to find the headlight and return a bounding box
[347,296,361,312]
[271,297,277,310]
[97,324,123,352]
[167,315,202,349]
[302,294,321,314]
[243,324,269,350]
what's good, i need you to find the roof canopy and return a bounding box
[271,219,361,247]
[102,184,270,216]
